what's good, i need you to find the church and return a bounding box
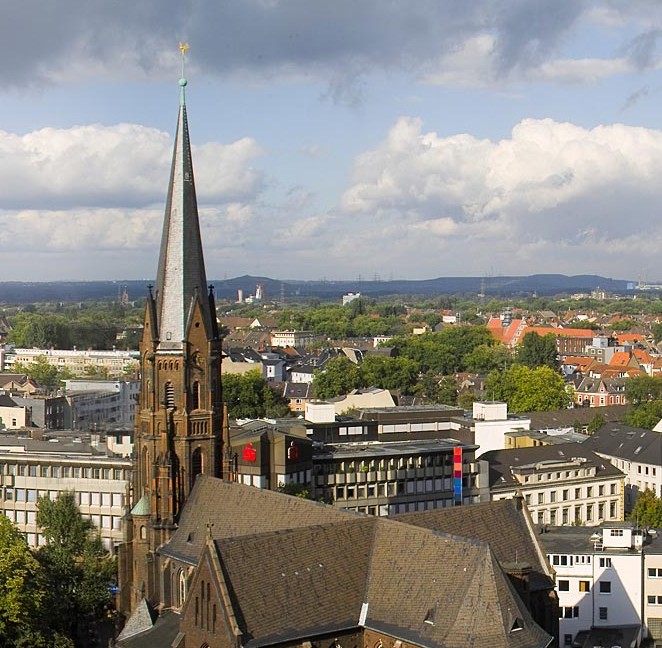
[116,66,558,648]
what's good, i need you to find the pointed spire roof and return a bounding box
[154,76,215,349]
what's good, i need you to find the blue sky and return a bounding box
[3,1,662,283]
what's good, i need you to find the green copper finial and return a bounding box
[179,42,189,105]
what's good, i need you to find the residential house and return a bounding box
[573,376,628,407]
[0,394,29,429]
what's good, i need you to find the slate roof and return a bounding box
[153,91,216,350]
[582,422,662,465]
[394,498,554,593]
[159,477,552,647]
[0,394,19,407]
[481,442,624,491]
[525,405,628,430]
[282,382,313,399]
[161,475,354,564]
[211,514,551,648]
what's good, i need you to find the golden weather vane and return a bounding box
[179,42,190,78]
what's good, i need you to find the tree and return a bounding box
[517,331,558,369]
[36,493,115,645]
[485,365,572,413]
[14,357,73,391]
[629,489,662,527]
[313,356,364,399]
[361,355,419,394]
[392,326,494,374]
[626,375,662,406]
[624,376,662,430]
[223,369,292,419]
[463,343,512,373]
[624,401,662,430]
[652,322,662,344]
[0,516,47,646]
[587,413,606,435]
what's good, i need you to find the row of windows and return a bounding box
[522,469,597,483]
[560,605,608,620]
[525,483,617,504]
[333,477,470,501]
[324,454,462,474]
[4,509,122,530]
[550,555,612,568]
[558,579,591,592]
[3,488,124,508]
[0,463,129,480]
[534,500,619,525]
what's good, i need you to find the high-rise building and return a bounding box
[118,72,223,613]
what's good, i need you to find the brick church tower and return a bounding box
[119,65,223,613]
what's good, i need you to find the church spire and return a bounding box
[154,50,215,349]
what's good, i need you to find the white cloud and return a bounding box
[0,125,264,209]
[334,115,662,278]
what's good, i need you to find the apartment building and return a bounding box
[540,521,651,647]
[582,423,662,513]
[0,433,131,551]
[483,443,625,526]
[3,347,139,378]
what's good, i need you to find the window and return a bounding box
[649,595,662,605]
[599,607,608,620]
[538,493,544,505]
[579,580,590,592]
[564,635,572,646]
[599,557,612,568]
[599,581,611,594]
[563,607,573,619]
[550,491,557,503]
[610,529,623,537]
[558,580,569,591]
[649,568,662,578]
[562,489,569,501]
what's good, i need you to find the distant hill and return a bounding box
[0,274,635,305]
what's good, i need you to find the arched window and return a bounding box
[191,381,200,410]
[178,569,187,608]
[192,448,203,481]
[206,582,210,630]
[141,446,149,492]
[164,381,175,408]
[140,525,146,540]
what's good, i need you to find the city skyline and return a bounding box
[3,2,662,283]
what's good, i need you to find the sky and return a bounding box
[3,1,662,283]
